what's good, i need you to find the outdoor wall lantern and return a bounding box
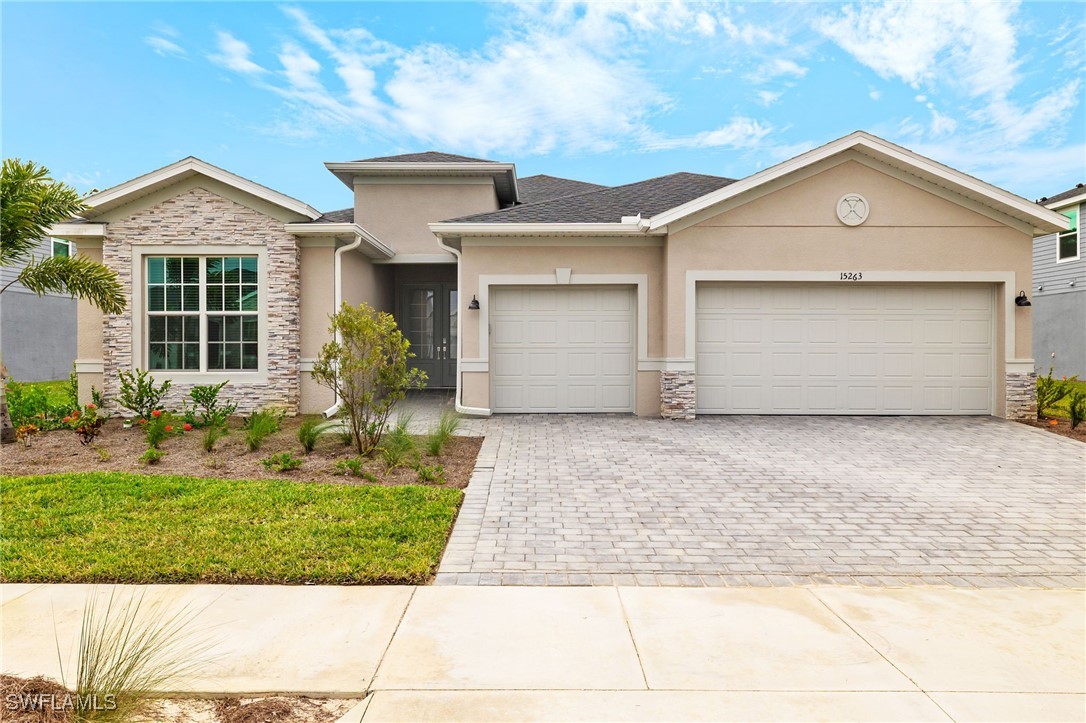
[1014,291,1032,307]
[468,295,480,310]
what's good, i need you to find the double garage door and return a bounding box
[487,283,995,415]
[697,283,995,415]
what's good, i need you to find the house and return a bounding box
[1032,183,1085,378]
[50,132,1068,421]
[0,236,78,381]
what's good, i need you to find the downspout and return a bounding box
[322,233,363,418]
[436,236,491,416]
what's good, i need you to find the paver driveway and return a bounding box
[437,416,1085,587]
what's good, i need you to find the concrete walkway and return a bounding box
[2,584,1083,722]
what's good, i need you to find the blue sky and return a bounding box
[3,1,1084,212]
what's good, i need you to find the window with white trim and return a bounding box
[146,256,259,372]
[51,238,73,258]
[1057,204,1079,262]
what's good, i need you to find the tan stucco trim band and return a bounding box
[74,359,104,373]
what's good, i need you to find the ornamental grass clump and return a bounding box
[242,408,283,452]
[56,587,217,722]
[1036,367,1080,418]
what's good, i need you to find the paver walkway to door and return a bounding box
[437,416,1085,587]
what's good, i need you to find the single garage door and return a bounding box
[696,283,995,414]
[491,286,635,413]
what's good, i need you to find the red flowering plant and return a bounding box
[144,409,187,449]
[64,402,107,446]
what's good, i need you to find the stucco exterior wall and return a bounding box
[457,241,665,414]
[1033,289,1086,378]
[75,242,106,403]
[343,251,394,310]
[100,186,302,414]
[354,182,498,256]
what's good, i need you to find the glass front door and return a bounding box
[400,283,457,388]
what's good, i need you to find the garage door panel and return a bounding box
[696,283,993,415]
[490,286,635,413]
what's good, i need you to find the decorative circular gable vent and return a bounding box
[836,193,870,226]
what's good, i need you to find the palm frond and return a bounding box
[1,158,86,265]
[13,255,126,315]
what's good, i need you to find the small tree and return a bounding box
[312,302,426,455]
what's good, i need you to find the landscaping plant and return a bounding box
[379,417,417,471]
[202,424,228,453]
[139,448,165,465]
[14,423,39,448]
[416,464,445,484]
[143,409,186,449]
[1036,367,1080,418]
[1069,389,1086,430]
[57,587,216,722]
[424,410,462,456]
[4,379,70,430]
[261,452,304,473]
[184,381,237,428]
[334,457,376,481]
[117,369,172,420]
[297,417,323,454]
[242,408,283,452]
[311,302,426,456]
[64,402,106,446]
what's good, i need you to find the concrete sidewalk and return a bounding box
[2,584,1083,722]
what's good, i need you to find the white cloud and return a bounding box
[819,1,1082,147]
[748,58,808,83]
[756,90,782,106]
[145,36,187,59]
[205,3,784,157]
[912,141,1086,199]
[209,32,265,75]
[644,116,773,151]
[869,89,881,101]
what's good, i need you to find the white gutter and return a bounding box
[435,236,491,417]
[429,222,662,237]
[322,235,364,418]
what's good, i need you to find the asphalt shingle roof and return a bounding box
[1039,183,1085,205]
[313,208,354,223]
[448,172,736,224]
[517,174,609,203]
[353,151,498,164]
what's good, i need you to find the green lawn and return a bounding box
[22,379,71,406]
[1,473,463,584]
[1041,378,1086,419]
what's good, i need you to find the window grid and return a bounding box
[146,256,259,372]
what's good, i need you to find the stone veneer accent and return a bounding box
[660,370,696,420]
[102,187,300,414]
[1005,370,1038,421]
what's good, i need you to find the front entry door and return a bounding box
[400,283,457,388]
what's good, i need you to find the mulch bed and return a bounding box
[1020,416,1086,443]
[2,416,481,489]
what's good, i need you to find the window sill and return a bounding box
[1055,255,1081,264]
[144,371,269,386]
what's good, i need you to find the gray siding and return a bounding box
[1,291,77,381]
[0,237,71,294]
[1032,210,1086,377]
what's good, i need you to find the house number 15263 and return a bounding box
[840,272,863,281]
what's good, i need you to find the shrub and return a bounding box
[96,447,111,463]
[242,408,283,452]
[202,424,228,453]
[65,365,80,411]
[139,447,165,465]
[297,417,323,454]
[311,302,426,456]
[5,379,69,430]
[144,409,183,449]
[117,369,171,420]
[416,464,445,484]
[424,410,462,456]
[15,423,39,448]
[379,418,416,471]
[1069,390,1086,430]
[261,452,304,472]
[64,402,106,445]
[334,457,377,481]
[1036,367,1080,418]
[184,381,237,428]
[91,386,106,410]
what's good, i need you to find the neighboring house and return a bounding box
[1032,183,1085,378]
[0,236,78,381]
[50,132,1068,421]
